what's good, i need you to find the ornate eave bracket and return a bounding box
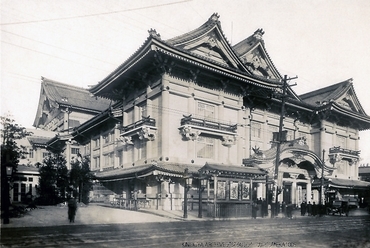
[329,153,359,166]
[179,126,200,140]
[221,135,236,147]
[120,125,157,145]
[179,125,237,146]
[118,136,134,146]
[137,126,157,141]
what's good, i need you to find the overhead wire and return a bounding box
[1,40,112,73]
[0,0,193,26]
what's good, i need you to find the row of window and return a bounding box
[13,176,34,182]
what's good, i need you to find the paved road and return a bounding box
[2,215,370,248]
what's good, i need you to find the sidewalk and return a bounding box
[1,203,177,228]
[2,203,368,228]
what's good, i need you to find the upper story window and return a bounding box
[85,144,90,154]
[28,149,34,159]
[94,156,100,169]
[196,136,215,159]
[103,131,114,144]
[42,152,49,158]
[251,122,262,139]
[104,153,114,167]
[94,138,100,148]
[140,105,147,118]
[71,147,80,155]
[197,102,215,120]
[337,135,346,149]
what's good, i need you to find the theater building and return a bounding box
[47,14,369,217]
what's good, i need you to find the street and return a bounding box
[2,215,370,248]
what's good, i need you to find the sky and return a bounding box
[1,0,369,162]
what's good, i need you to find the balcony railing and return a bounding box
[121,117,156,133]
[180,115,237,133]
[329,146,360,156]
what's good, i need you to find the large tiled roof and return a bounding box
[299,80,351,106]
[41,77,111,112]
[28,136,50,146]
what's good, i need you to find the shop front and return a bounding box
[199,163,267,218]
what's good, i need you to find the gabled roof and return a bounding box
[89,14,287,99]
[300,79,370,120]
[28,136,50,147]
[33,77,111,127]
[233,29,282,80]
[166,13,248,72]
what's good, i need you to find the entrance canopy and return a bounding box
[327,178,370,190]
[200,163,267,179]
[313,177,370,190]
[94,162,201,182]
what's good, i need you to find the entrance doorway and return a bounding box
[283,184,291,204]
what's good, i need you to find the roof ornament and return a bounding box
[208,13,220,23]
[148,29,161,39]
[253,28,265,40]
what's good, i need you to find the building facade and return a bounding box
[48,14,369,216]
[33,77,111,169]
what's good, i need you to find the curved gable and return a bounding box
[166,13,248,72]
[233,29,282,80]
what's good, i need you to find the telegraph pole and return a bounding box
[273,75,297,217]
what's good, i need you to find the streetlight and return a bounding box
[183,168,192,219]
[3,164,13,224]
[198,176,207,218]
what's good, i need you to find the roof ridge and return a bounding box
[41,76,89,92]
[165,13,220,45]
[300,78,352,99]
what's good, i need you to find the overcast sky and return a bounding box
[1,0,369,162]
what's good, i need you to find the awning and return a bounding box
[200,162,267,179]
[327,178,370,190]
[94,162,202,181]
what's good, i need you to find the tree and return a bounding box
[1,115,31,170]
[69,155,93,204]
[37,152,69,205]
[1,115,31,222]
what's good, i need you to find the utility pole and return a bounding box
[320,149,325,213]
[273,75,297,218]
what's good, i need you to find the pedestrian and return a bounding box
[252,201,257,219]
[282,201,286,217]
[312,202,317,216]
[307,201,312,216]
[262,199,267,218]
[300,201,306,216]
[68,197,77,223]
[287,202,293,219]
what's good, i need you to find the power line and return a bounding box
[0,0,192,26]
[1,40,112,73]
[1,30,118,67]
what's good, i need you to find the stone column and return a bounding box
[306,181,312,203]
[161,76,170,157]
[162,180,170,210]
